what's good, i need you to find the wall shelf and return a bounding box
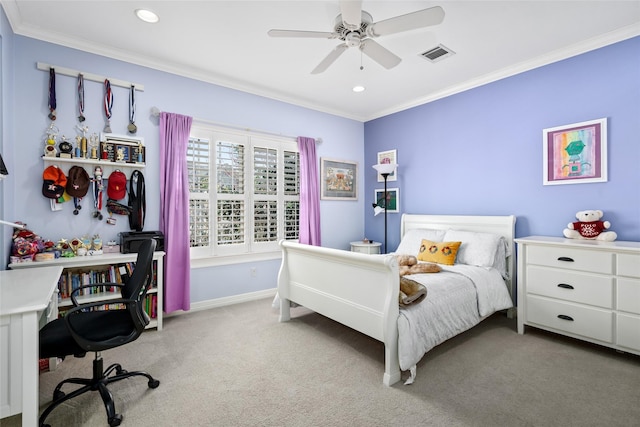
[42,156,144,177]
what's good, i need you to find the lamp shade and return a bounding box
[372,163,397,175]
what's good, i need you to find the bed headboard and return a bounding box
[400,214,517,300]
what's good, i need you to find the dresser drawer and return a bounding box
[617,253,640,278]
[617,278,640,315]
[527,266,613,308]
[526,245,612,274]
[526,295,613,343]
[617,314,640,352]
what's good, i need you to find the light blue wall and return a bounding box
[2,23,365,304]
[0,8,15,269]
[364,36,640,252]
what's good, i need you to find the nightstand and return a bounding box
[350,241,382,254]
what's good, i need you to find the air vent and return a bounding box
[420,44,455,63]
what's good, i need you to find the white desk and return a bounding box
[0,266,62,426]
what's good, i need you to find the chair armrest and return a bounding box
[63,298,143,351]
[70,283,124,307]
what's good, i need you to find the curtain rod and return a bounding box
[37,62,145,91]
[150,107,322,143]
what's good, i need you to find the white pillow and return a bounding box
[394,228,446,256]
[492,239,509,279]
[442,229,503,268]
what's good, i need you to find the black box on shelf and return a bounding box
[119,231,164,254]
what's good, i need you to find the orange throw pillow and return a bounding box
[417,240,462,265]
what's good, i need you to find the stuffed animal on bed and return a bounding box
[563,209,617,241]
[396,254,441,276]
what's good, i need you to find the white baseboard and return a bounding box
[165,288,278,317]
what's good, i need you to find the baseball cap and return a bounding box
[66,166,90,197]
[107,170,127,200]
[42,165,67,199]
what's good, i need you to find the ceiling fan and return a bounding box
[267,1,445,74]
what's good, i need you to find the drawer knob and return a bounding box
[557,314,574,322]
[557,283,574,290]
[557,256,574,262]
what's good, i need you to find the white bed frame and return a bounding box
[277,214,516,386]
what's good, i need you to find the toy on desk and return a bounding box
[563,209,617,241]
[87,234,103,255]
[55,238,75,257]
[10,223,44,262]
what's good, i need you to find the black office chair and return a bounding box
[38,239,160,427]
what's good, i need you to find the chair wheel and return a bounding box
[108,414,123,426]
[53,390,65,401]
[148,379,160,389]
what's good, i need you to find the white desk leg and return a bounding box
[21,311,38,427]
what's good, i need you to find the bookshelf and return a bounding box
[8,251,164,331]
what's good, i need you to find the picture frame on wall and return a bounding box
[320,157,358,200]
[543,118,607,185]
[376,149,397,182]
[374,187,399,213]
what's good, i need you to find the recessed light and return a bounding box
[135,9,159,24]
[352,86,365,93]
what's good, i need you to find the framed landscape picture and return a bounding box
[321,158,358,200]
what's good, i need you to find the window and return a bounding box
[187,123,300,263]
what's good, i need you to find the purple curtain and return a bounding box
[159,112,192,313]
[297,136,321,246]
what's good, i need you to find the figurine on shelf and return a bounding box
[56,238,75,257]
[88,234,103,255]
[81,235,92,250]
[58,136,73,159]
[76,125,89,158]
[43,123,59,157]
[92,234,102,251]
[89,133,99,159]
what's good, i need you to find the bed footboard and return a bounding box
[278,241,401,386]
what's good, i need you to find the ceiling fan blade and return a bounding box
[268,29,336,39]
[311,44,349,74]
[360,39,401,69]
[340,0,363,30]
[368,6,445,37]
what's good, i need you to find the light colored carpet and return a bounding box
[3,298,639,426]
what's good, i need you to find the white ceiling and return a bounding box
[3,1,640,122]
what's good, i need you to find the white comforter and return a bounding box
[397,264,513,371]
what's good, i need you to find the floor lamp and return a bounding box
[372,163,397,254]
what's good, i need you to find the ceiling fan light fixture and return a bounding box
[268,3,445,74]
[352,85,365,93]
[135,9,159,24]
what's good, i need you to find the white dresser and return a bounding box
[515,236,640,355]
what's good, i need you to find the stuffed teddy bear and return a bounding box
[563,209,617,241]
[396,254,441,276]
